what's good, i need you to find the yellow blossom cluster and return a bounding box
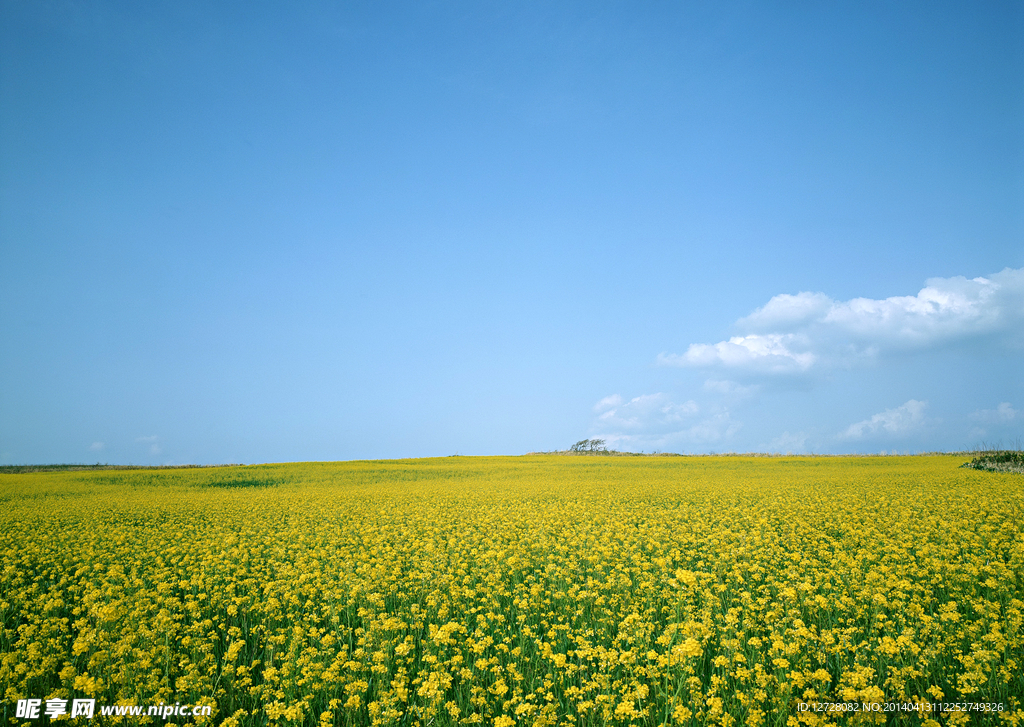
[1,455,1021,726]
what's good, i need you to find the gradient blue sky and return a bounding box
[2,1,1022,464]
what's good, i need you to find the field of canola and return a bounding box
[1,455,1022,726]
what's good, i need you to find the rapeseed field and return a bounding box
[1,455,1021,726]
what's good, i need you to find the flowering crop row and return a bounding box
[1,455,1021,726]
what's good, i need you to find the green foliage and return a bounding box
[960,450,1024,474]
[202,476,282,489]
[569,438,608,454]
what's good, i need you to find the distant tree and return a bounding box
[570,438,608,453]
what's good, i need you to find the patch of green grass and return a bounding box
[0,463,241,474]
[960,450,1024,474]
[200,475,282,489]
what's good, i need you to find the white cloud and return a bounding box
[599,412,741,451]
[593,394,623,412]
[738,291,833,330]
[967,403,1020,440]
[821,279,1005,345]
[663,267,1024,375]
[89,441,104,451]
[841,400,927,440]
[969,402,1018,423]
[593,393,698,430]
[679,412,741,444]
[660,334,815,373]
[589,393,743,451]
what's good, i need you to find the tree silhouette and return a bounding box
[570,439,607,453]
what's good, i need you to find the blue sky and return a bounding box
[1,1,1021,464]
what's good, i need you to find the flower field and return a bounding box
[1,455,1022,726]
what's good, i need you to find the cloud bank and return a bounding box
[662,333,815,374]
[841,400,927,440]
[594,393,699,430]
[661,267,1024,375]
[967,402,1020,443]
[589,393,740,451]
[969,402,1018,424]
[593,267,1019,454]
